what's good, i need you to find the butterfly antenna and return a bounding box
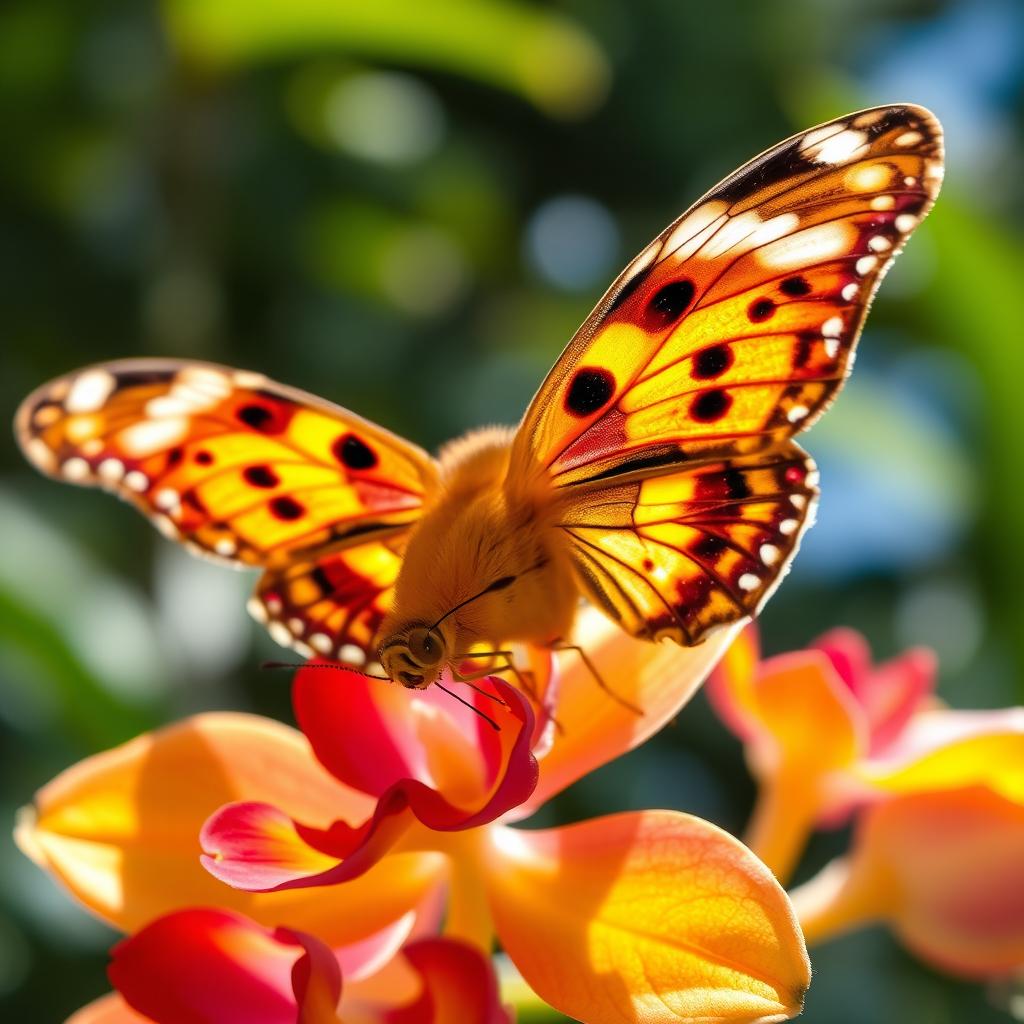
[457,679,509,706]
[429,557,548,631]
[261,660,391,682]
[435,681,501,731]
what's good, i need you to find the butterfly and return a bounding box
[16,104,943,693]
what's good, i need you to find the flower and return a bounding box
[790,786,1024,978]
[66,907,510,1023]
[18,713,511,1022]
[200,608,811,1023]
[708,625,1024,882]
[15,713,444,945]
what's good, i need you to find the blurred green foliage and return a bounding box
[1,0,1021,1020]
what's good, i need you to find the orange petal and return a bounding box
[858,710,1024,802]
[793,787,1024,978]
[751,650,865,774]
[66,994,147,1024]
[521,607,741,815]
[706,622,763,742]
[16,713,443,945]
[485,810,809,1023]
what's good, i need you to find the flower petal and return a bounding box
[858,713,1024,803]
[485,810,810,1023]
[66,994,148,1024]
[201,796,416,892]
[706,623,763,743]
[520,607,741,814]
[16,713,441,945]
[294,667,539,826]
[814,628,935,753]
[382,939,511,1024]
[202,670,539,893]
[747,650,865,774]
[108,908,341,1024]
[794,787,1024,978]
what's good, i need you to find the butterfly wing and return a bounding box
[251,537,407,664]
[511,104,943,643]
[16,359,439,662]
[511,104,943,488]
[559,442,818,644]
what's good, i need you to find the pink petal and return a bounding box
[294,667,539,823]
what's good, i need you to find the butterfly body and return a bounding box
[378,426,580,688]
[15,105,944,691]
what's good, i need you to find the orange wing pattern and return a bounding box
[16,359,439,662]
[250,538,406,664]
[513,105,943,645]
[511,104,943,488]
[558,443,818,644]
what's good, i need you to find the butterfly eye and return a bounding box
[407,627,444,667]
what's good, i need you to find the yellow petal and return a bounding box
[521,607,741,814]
[17,712,443,944]
[485,810,809,1023]
[860,715,1024,803]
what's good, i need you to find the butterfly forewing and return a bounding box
[16,359,439,663]
[512,104,943,488]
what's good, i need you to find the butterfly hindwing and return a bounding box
[16,359,439,661]
[558,443,818,644]
[512,104,943,488]
[251,537,406,665]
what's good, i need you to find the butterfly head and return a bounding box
[380,624,448,689]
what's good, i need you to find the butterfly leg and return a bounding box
[452,651,562,733]
[551,641,644,717]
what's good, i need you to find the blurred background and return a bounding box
[1,0,1022,1020]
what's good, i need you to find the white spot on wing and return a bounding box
[759,543,780,566]
[779,518,799,535]
[841,283,859,302]
[268,621,293,647]
[124,470,149,492]
[214,537,237,557]
[97,458,125,482]
[802,128,868,165]
[310,632,333,654]
[787,404,809,423]
[895,214,918,233]
[247,597,268,623]
[120,418,188,457]
[757,222,855,271]
[65,370,116,414]
[738,572,760,592]
[868,235,892,252]
[822,316,844,338]
[61,457,91,481]
[339,643,367,666]
[660,201,729,261]
[154,488,179,511]
[855,255,878,276]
